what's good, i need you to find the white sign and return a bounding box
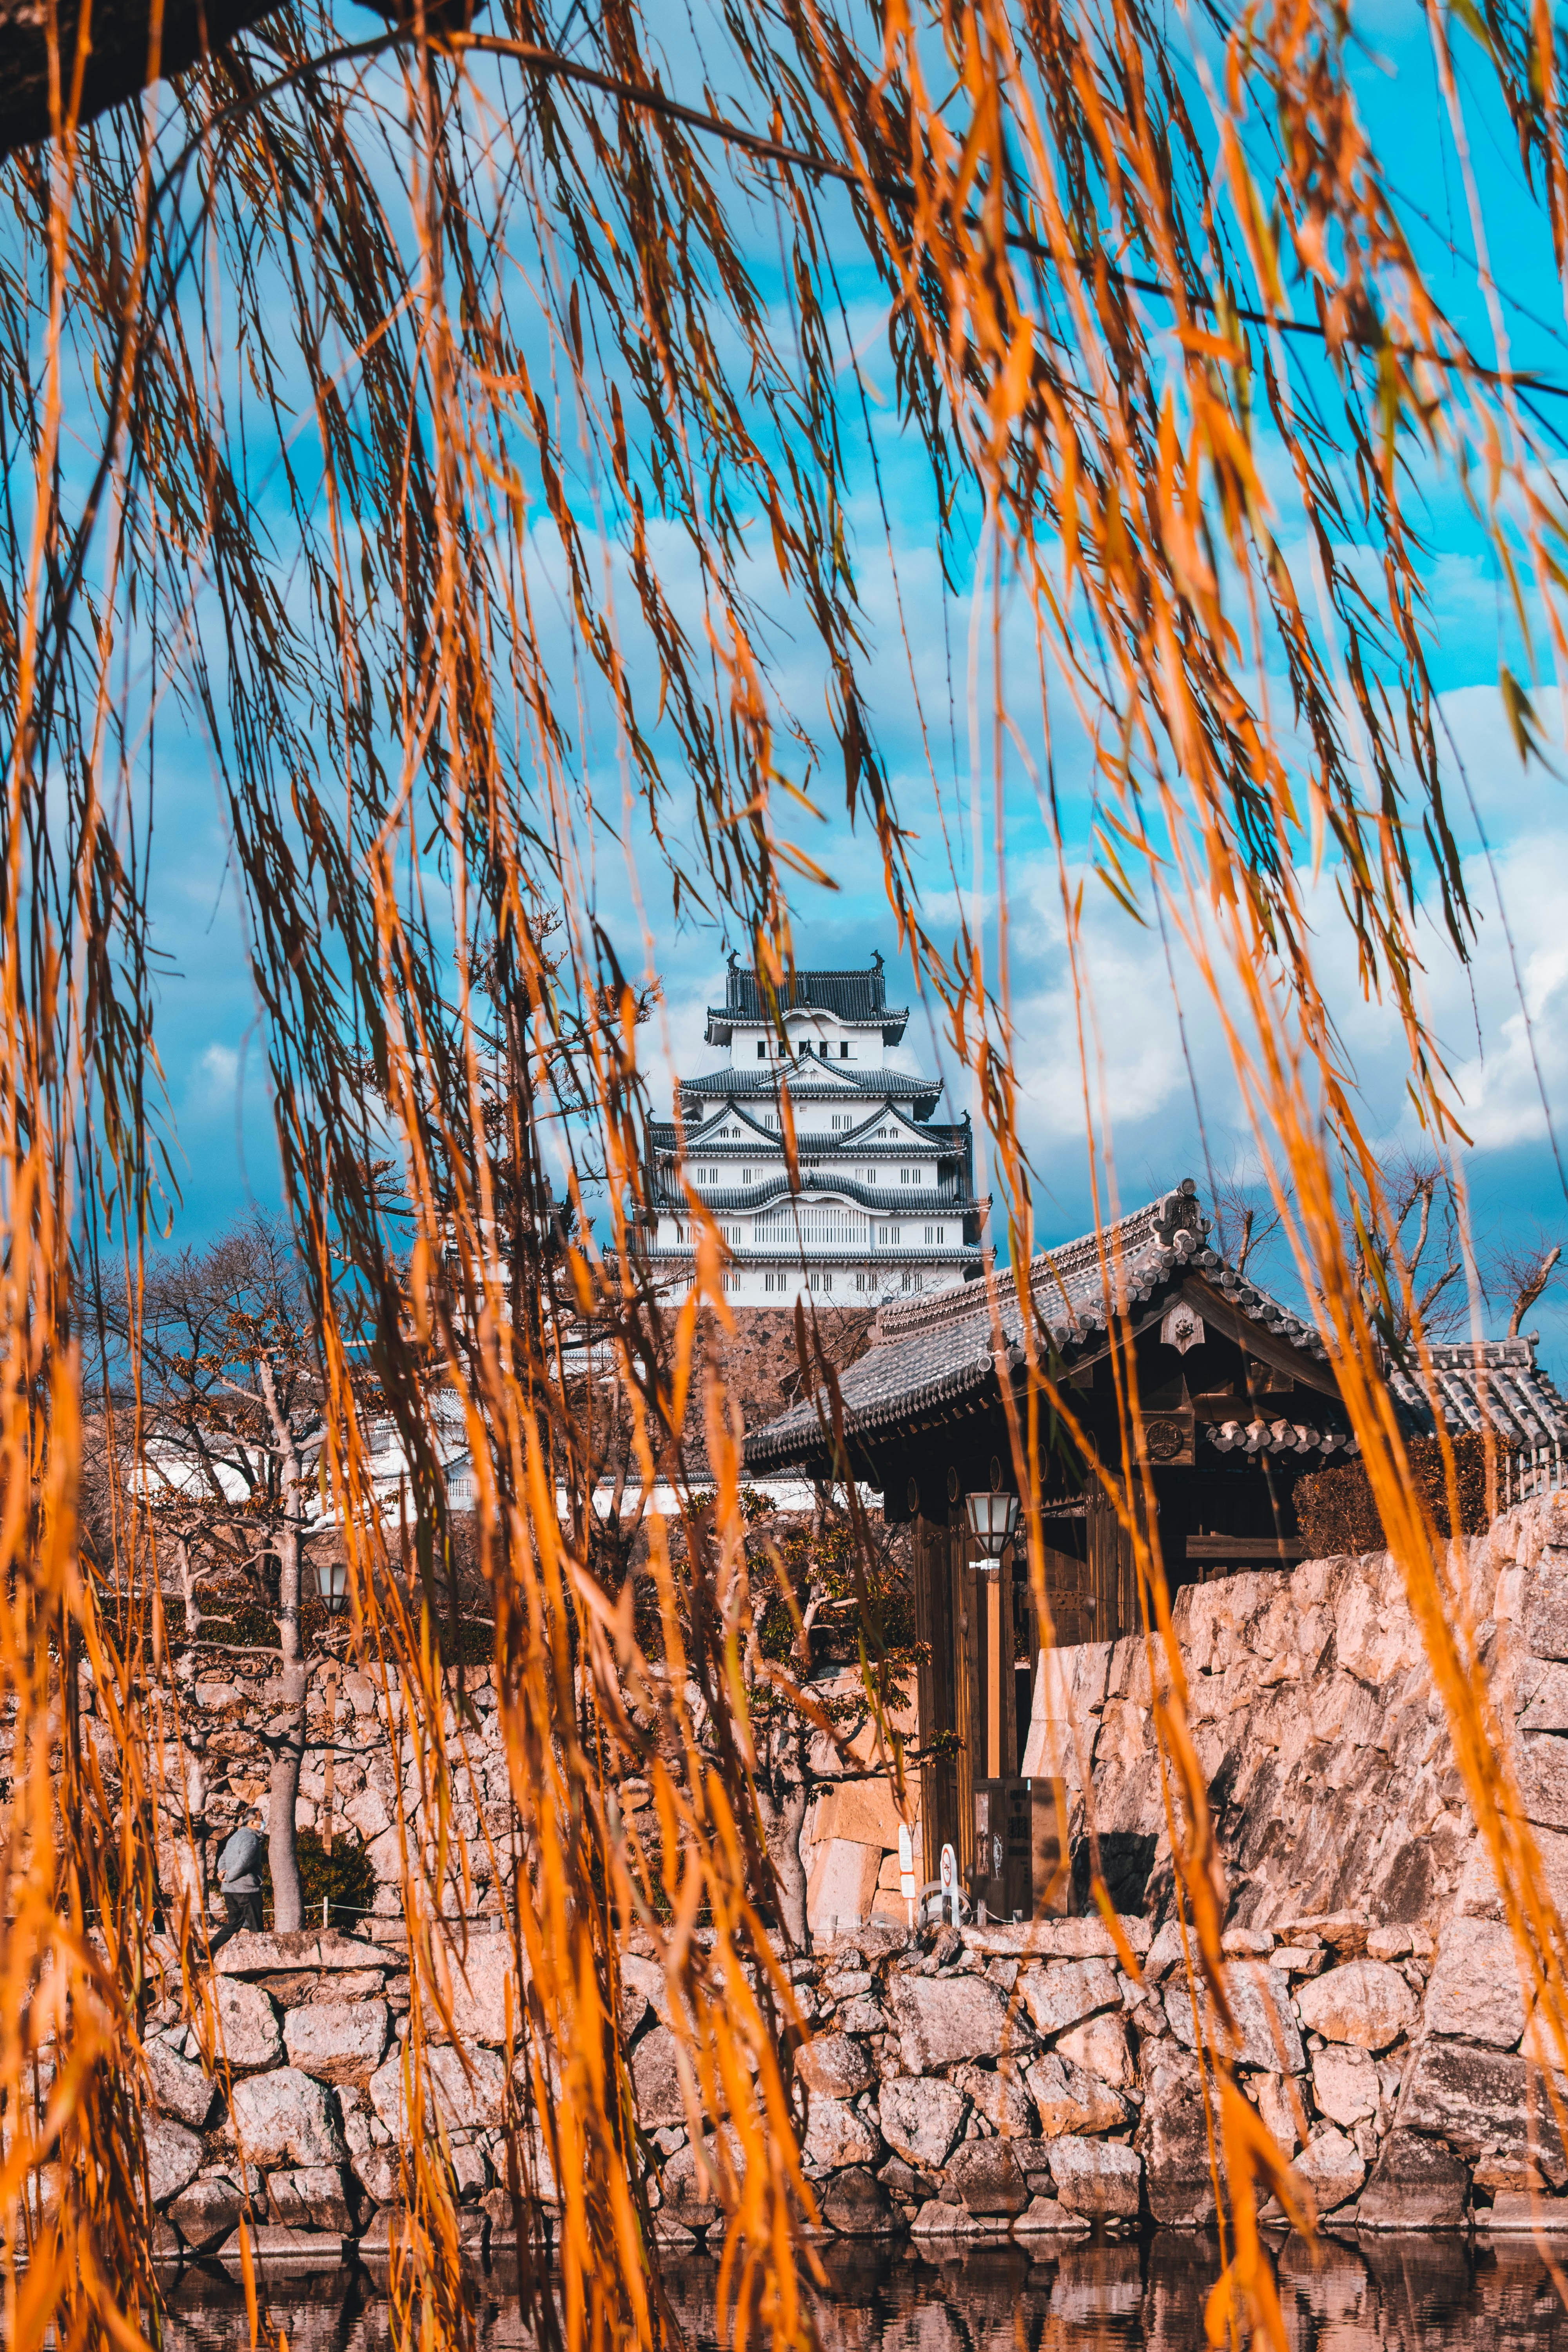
[898,1823,916,1899]
[939,1843,957,1912]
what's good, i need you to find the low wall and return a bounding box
[125,1495,1568,2261]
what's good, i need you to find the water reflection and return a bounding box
[157,2234,1568,2352]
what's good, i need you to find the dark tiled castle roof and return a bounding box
[706,957,909,1044]
[678,1067,938,1104]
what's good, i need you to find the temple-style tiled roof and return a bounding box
[746,1181,1256,1466]
[744,1179,1568,1474]
[1385,1338,1568,1450]
[705,956,908,1043]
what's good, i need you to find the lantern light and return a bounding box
[965,1488,1020,1561]
[314,1555,350,1617]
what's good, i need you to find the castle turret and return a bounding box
[643,958,985,1304]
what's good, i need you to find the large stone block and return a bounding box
[269,2166,354,2233]
[368,2042,508,2135]
[1056,2014,1134,2089]
[1424,1920,1527,2047]
[1048,2134,1141,2218]
[146,2118,203,2209]
[1020,1957,1121,2040]
[878,2074,969,2169]
[1311,2045,1378,2128]
[944,2139,1029,2216]
[1294,1959,1413,2053]
[214,1929,379,1978]
[1519,1663,1568,1731]
[166,2171,245,2252]
[1519,1737,1568,1831]
[1137,2040,1219,2227]
[1356,2129,1469,2229]
[1024,2051,1133,2137]
[806,1840,884,1939]
[1291,2126,1364,2214]
[1397,2039,1566,2188]
[887,1973,1012,2074]
[964,1917,1151,1960]
[818,2166,893,2235]
[146,2034,217,2130]
[802,2095,878,2171]
[283,2000,391,2087]
[813,1779,907,1849]
[950,2060,1033,2137]
[1163,1964,1303,2073]
[797,2033,875,2102]
[214,1978,284,2071]
[230,2067,348,2169]
[630,2024,688,2131]
[433,1933,526,2047]
[1525,1565,1568,1663]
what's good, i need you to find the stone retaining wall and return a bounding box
[128,1494,1568,2261]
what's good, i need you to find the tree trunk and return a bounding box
[262,1360,307,1932]
[757,1735,811,1949]
[269,1516,308,1931]
[176,1536,200,1686]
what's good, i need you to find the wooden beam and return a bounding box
[1178,1274,1341,1399]
[1186,1532,1305,1562]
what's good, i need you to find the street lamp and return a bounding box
[965,1487,1020,1566]
[314,1555,350,1617]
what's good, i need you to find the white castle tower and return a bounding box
[646,954,985,1304]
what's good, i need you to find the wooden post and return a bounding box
[985,1568,1002,1778]
[913,1515,958,1886]
[954,1526,981,1880]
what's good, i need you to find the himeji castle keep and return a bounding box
[645,955,985,1305]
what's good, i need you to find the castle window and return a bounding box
[722,1269,740,1292]
[902,1270,924,1292]
[757,1041,766,1058]
[840,1042,849,1058]
[809,1270,834,1293]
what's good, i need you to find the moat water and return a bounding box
[157,2234,1568,2349]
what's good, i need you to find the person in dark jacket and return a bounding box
[208,1808,267,1952]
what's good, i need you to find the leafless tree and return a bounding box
[102,1213,353,1930]
[1487,1229,1564,1340]
[1205,1153,1288,1285]
[1346,1151,1469,1347]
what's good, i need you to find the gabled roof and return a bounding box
[746,1182,1252,1466]
[705,956,908,1044]
[744,1180,1568,1475]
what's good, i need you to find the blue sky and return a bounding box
[127,2,1568,1374]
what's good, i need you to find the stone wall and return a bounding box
[115,1495,1568,2262]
